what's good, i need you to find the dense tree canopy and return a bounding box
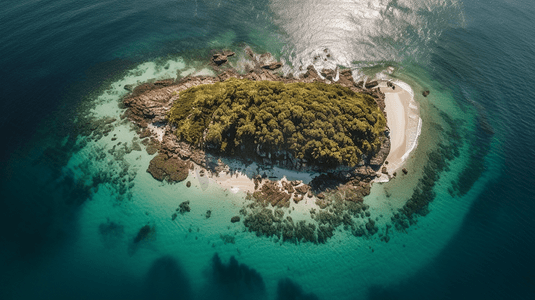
[168,78,386,167]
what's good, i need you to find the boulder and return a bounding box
[365,80,379,89]
[261,62,282,70]
[294,184,309,195]
[231,216,241,223]
[301,65,321,80]
[337,69,354,86]
[212,54,227,65]
[320,69,336,81]
[422,90,430,97]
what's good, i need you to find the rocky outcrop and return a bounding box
[211,50,235,66]
[365,80,379,89]
[241,180,379,244]
[123,77,219,127]
[147,153,192,183]
[242,205,318,244]
[337,69,354,86]
[294,184,309,195]
[369,135,390,167]
[252,181,292,208]
[320,68,336,81]
[261,62,282,70]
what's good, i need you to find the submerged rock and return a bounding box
[133,224,155,243]
[365,218,378,235]
[252,181,291,208]
[99,220,124,237]
[179,201,191,214]
[220,234,235,244]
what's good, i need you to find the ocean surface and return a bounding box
[1,1,534,299]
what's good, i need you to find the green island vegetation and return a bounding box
[168,78,386,167]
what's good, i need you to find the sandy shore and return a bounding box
[212,171,256,194]
[186,165,256,194]
[379,81,421,177]
[187,165,321,214]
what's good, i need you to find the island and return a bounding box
[169,78,387,169]
[121,47,415,243]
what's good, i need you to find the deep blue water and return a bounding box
[1,0,534,299]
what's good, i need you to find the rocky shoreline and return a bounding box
[121,47,393,243]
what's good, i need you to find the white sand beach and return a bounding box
[187,165,256,194]
[379,82,422,177]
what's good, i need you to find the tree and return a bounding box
[167,78,386,167]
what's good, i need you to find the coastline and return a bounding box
[376,80,422,180]
[120,48,423,242]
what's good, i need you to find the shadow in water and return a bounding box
[98,219,125,249]
[276,278,320,300]
[143,256,192,300]
[202,253,266,300]
[0,160,87,261]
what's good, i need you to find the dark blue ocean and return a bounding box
[1,1,534,299]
